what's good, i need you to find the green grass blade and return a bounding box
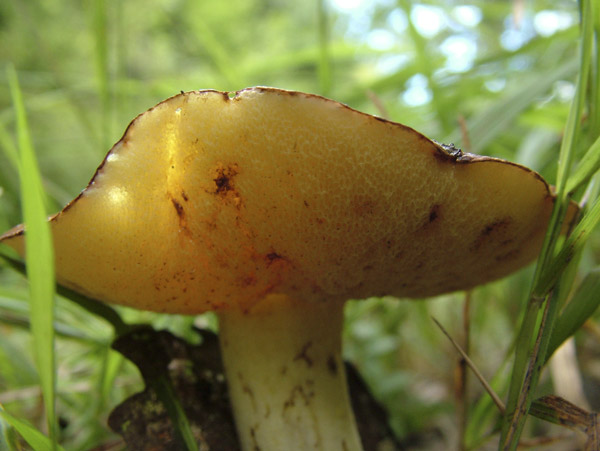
[100,349,123,401]
[0,410,21,451]
[7,65,57,447]
[545,268,600,361]
[536,196,600,296]
[0,409,65,451]
[566,135,600,194]
[499,1,595,448]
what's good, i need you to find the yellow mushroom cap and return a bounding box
[0,87,576,313]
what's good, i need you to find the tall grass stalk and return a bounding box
[500,1,597,448]
[6,65,58,448]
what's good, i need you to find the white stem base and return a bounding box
[218,295,363,451]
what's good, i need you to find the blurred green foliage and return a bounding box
[1,0,598,449]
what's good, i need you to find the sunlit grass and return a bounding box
[6,65,57,448]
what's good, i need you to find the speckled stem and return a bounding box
[218,295,363,451]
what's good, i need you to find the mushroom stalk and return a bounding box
[218,294,363,451]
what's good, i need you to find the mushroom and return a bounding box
[0,87,577,450]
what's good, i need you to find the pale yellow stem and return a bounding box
[218,294,363,451]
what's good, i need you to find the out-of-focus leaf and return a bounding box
[317,0,332,96]
[446,59,578,153]
[0,122,19,172]
[99,349,124,406]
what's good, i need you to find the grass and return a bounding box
[0,0,599,449]
[500,2,599,447]
[6,65,57,448]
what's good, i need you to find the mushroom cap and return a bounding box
[0,88,577,313]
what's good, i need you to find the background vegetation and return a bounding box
[0,0,598,449]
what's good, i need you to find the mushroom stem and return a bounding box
[218,294,363,451]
